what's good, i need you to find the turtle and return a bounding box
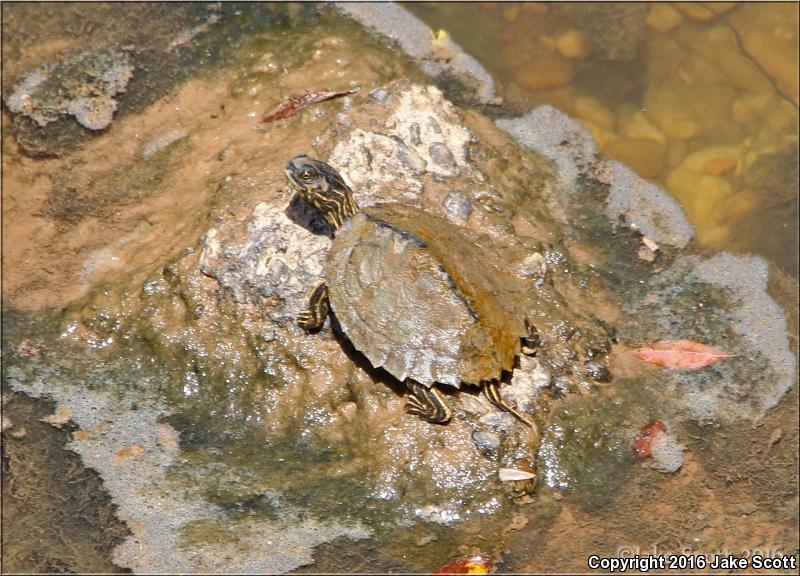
[285,154,540,436]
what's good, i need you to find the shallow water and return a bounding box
[2,3,798,574]
[406,2,799,276]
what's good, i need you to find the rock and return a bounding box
[730,3,799,104]
[4,4,797,571]
[517,252,546,279]
[616,105,666,144]
[645,4,683,33]
[558,3,649,61]
[330,86,471,189]
[497,105,598,189]
[429,142,457,170]
[681,146,740,176]
[472,430,502,453]
[604,137,666,178]
[584,359,611,383]
[672,2,715,22]
[6,49,134,130]
[555,30,590,60]
[666,166,732,212]
[199,203,330,322]
[506,356,550,414]
[336,2,497,103]
[574,96,615,130]
[499,105,694,248]
[509,47,574,91]
[605,161,695,248]
[643,89,698,140]
[443,189,473,222]
[369,86,389,102]
[731,92,773,124]
[699,25,773,95]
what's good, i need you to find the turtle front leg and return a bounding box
[484,381,540,442]
[405,380,452,424]
[297,280,330,333]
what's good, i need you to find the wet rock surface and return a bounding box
[3,3,797,574]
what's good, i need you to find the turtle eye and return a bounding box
[299,170,313,181]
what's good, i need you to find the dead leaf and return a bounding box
[262,88,358,123]
[637,339,734,369]
[433,555,491,575]
[633,420,667,459]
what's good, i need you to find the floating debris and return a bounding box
[498,467,536,482]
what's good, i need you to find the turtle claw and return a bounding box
[297,280,329,333]
[405,381,452,424]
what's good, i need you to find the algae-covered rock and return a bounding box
[4,5,796,573]
[6,49,134,130]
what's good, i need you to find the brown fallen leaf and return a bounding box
[432,555,491,575]
[633,420,667,459]
[637,339,734,369]
[262,87,358,123]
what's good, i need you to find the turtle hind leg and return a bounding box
[405,380,452,424]
[484,381,540,441]
[297,280,330,333]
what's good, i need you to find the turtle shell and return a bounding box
[325,203,528,389]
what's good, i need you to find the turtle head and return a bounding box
[285,155,359,231]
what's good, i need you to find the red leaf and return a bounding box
[432,556,491,575]
[637,339,734,369]
[633,420,667,459]
[262,88,358,123]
